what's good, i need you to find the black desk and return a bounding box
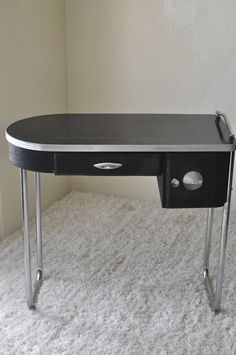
[6,112,236,312]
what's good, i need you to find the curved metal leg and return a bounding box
[21,169,33,308]
[203,151,234,312]
[20,169,43,309]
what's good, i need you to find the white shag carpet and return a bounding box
[1,191,236,354]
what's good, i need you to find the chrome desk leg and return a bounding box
[203,151,235,312]
[33,172,43,305]
[203,208,214,278]
[20,169,43,309]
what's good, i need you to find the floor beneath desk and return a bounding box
[1,191,236,354]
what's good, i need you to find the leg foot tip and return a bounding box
[28,304,36,310]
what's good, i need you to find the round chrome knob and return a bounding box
[171,178,180,188]
[183,171,203,190]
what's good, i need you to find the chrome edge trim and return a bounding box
[6,131,236,152]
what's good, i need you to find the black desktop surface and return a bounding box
[6,113,233,151]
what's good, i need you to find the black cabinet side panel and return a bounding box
[8,144,54,172]
[158,152,230,208]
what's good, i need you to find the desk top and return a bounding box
[6,113,236,152]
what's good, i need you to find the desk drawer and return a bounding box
[54,152,163,176]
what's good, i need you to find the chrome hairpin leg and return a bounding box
[203,151,235,312]
[20,169,43,309]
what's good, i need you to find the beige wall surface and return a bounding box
[66,0,236,206]
[0,0,70,239]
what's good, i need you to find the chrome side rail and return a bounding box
[216,111,235,143]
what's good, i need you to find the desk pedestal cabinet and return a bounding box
[6,112,236,312]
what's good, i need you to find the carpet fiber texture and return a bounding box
[1,191,236,354]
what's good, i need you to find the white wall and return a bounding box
[0,0,70,239]
[1,1,236,240]
[66,0,236,206]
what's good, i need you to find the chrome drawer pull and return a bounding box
[93,162,123,170]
